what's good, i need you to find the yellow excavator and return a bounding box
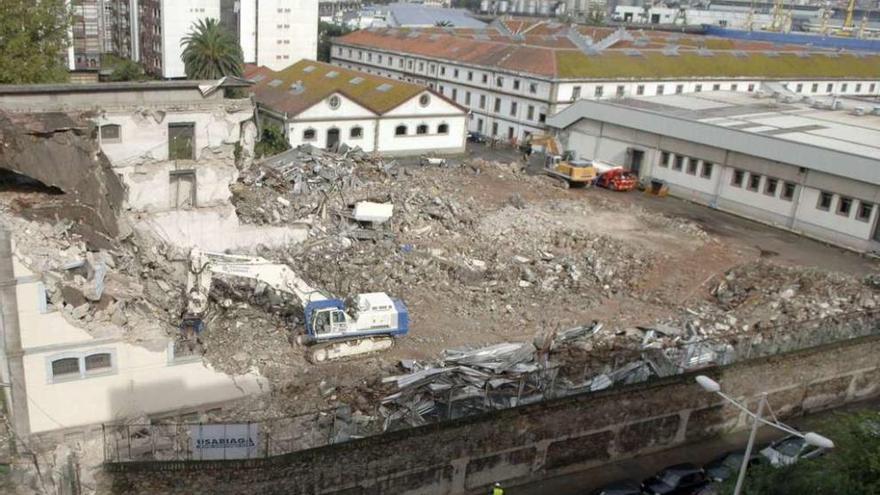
[522,134,597,186]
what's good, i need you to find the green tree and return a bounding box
[318,21,352,62]
[180,18,243,79]
[255,125,291,159]
[0,0,71,84]
[719,411,880,495]
[107,59,148,82]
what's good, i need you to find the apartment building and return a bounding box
[330,20,880,143]
[548,91,880,253]
[71,0,319,78]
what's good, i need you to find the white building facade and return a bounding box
[246,61,467,155]
[330,27,880,145]
[547,92,880,253]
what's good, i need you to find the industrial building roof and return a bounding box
[334,21,880,80]
[547,91,880,185]
[244,61,429,117]
[376,3,486,28]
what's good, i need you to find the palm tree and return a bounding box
[180,18,243,79]
[434,20,454,27]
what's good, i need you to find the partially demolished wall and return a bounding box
[0,110,124,237]
[104,331,880,495]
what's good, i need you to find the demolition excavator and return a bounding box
[184,249,409,362]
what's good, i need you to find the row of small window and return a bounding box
[49,351,114,382]
[658,151,715,178]
[571,82,755,100]
[303,126,364,141]
[335,47,541,94]
[730,170,797,201]
[300,123,450,141]
[815,191,874,221]
[786,82,877,94]
[441,87,547,122]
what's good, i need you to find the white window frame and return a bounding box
[46,347,117,384]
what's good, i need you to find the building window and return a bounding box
[169,170,196,209]
[465,92,471,105]
[856,83,862,93]
[510,101,517,116]
[51,357,80,379]
[451,68,458,78]
[508,127,514,140]
[712,83,721,91]
[748,83,755,92]
[482,74,488,84]
[395,125,407,136]
[468,71,474,81]
[429,64,436,74]
[732,170,745,187]
[731,84,738,91]
[303,128,316,141]
[842,83,848,92]
[672,154,683,171]
[695,84,702,92]
[747,173,761,192]
[826,83,833,92]
[701,162,713,178]
[438,123,449,134]
[616,85,625,97]
[781,182,796,201]
[796,83,803,92]
[494,98,501,112]
[811,83,819,93]
[871,83,876,92]
[437,84,443,93]
[85,353,112,373]
[452,88,457,101]
[529,82,537,94]
[168,122,195,160]
[399,59,404,68]
[636,85,645,95]
[350,126,363,139]
[496,76,503,87]
[327,95,341,110]
[764,177,778,196]
[686,158,698,175]
[418,62,424,71]
[675,84,684,94]
[100,124,121,143]
[817,191,833,211]
[513,79,520,90]
[657,84,664,95]
[571,86,581,100]
[659,151,670,168]
[419,94,430,107]
[594,85,604,97]
[491,122,498,136]
[838,196,853,216]
[857,201,873,222]
[479,94,486,109]
[416,124,428,135]
[527,105,534,120]
[539,112,546,123]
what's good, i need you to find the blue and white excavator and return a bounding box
[185,249,409,362]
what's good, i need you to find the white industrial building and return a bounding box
[330,20,880,145]
[547,91,880,253]
[245,60,467,155]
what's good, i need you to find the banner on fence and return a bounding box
[190,423,260,460]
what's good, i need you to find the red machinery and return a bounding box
[596,168,638,192]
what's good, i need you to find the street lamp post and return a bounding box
[695,375,834,495]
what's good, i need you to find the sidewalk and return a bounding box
[503,399,879,495]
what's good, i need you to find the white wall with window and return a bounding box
[13,260,266,434]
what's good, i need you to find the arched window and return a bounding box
[100,124,121,142]
[395,125,407,136]
[416,124,428,135]
[437,123,449,134]
[51,358,80,379]
[303,128,316,141]
[350,126,363,139]
[85,353,112,372]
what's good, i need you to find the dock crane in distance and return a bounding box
[185,249,409,363]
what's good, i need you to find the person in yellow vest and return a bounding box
[492,482,504,495]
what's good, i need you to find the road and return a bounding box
[485,399,879,495]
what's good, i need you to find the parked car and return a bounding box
[589,479,641,495]
[641,463,708,494]
[760,435,828,467]
[467,132,487,143]
[703,450,763,482]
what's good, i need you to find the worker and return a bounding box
[492,482,504,495]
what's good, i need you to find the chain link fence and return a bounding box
[103,309,880,463]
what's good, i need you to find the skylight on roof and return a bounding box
[697,48,714,57]
[624,49,643,57]
[326,71,339,78]
[349,77,364,85]
[303,65,317,73]
[765,51,780,57]
[376,83,393,92]
[268,79,283,87]
[731,50,749,58]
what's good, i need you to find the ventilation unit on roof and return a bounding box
[376,83,393,92]
[349,77,364,85]
[290,80,305,94]
[326,71,339,78]
[268,79,283,87]
[303,65,317,73]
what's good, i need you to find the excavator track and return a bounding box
[306,336,396,363]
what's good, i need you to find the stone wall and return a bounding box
[102,334,880,495]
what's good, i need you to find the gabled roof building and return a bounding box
[245,60,467,155]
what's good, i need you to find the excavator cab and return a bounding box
[310,307,350,336]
